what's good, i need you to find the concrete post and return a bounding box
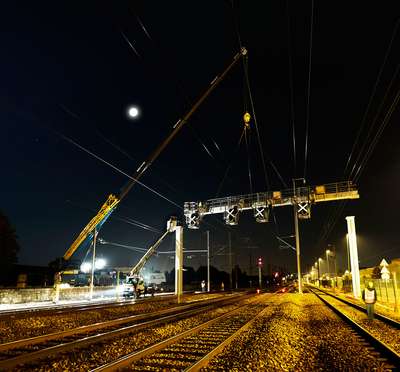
[90,229,97,301]
[206,230,210,292]
[175,226,183,303]
[346,216,361,299]
[294,204,302,294]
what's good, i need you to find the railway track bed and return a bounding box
[0,293,250,371]
[309,287,400,369]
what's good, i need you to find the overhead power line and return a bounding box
[344,18,400,177]
[286,0,297,177]
[55,131,182,209]
[303,0,314,180]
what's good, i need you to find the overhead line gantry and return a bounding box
[184,181,360,293]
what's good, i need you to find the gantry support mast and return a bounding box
[184,181,360,293]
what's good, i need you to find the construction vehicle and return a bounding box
[122,217,178,299]
[56,48,247,280]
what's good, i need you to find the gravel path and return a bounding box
[202,294,390,371]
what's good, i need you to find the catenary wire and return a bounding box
[349,62,400,180]
[303,0,314,180]
[55,130,182,209]
[286,0,297,177]
[344,18,400,177]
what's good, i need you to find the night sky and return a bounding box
[2,1,400,275]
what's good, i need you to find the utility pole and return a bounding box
[175,225,184,303]
[206,230,210,292]
[346,216,361,299]
[228,232,233,291]
[293,179,303,294]
[326,249,330,277]
[90,228,97,301]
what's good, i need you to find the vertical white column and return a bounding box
[346,216,361,298]
[90,229,97,301]
[175,226,183,303]
[294,205,302,294]
[206,230,210,292]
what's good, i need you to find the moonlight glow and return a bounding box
[128,106,139,118]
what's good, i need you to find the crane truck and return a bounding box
[122,217,177,299]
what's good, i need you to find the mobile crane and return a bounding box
[122,217,178,298]
[57,48,248,285]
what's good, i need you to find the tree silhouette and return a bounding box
[371,265,381,279]
[0,211,20,273]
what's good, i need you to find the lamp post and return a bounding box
[318,258,322,287]
[326,249,331,278]
[328,244,337,290]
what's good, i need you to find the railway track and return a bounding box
[309,287,400,370]
[0,293,246,370]
[92,296,273,372]
[309,286,400,328]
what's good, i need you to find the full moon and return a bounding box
[128,106,139,118]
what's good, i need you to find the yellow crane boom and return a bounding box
[63,48,247,262]
[63,194,119,260]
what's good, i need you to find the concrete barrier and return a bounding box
[0,286,116,304]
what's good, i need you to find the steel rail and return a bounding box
[0,295,237,352]
[308,285,400,329]
[185,302,274,371]
[310,287,400,368]
[0,294,247,370]
[92,294,274,372]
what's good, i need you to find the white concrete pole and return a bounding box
[90,229,97,301]
[206,230,210,292]
[346,216,361,299]
[175,226,183,303]
[293,205,303,294]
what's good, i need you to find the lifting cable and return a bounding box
[214,127,246,198]
[303,0,314,180]
[229,0,286,237]
[243,112,253,194]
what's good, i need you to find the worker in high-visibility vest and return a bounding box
[362,281,377,320]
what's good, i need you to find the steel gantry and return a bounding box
[184,181,360,293]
